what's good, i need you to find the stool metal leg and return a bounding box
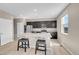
[45,44,46,55]
[17,41,20,51]
[22,42,23,48]
[35,48,37,54]
[24,42,26,52]
[35,43,37,54]
[28,40,30,48]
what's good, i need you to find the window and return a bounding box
[61,14,68,34]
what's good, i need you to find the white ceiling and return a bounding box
[0,3,68,19]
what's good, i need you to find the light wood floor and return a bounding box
[0,39,70,55]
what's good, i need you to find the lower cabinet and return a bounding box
[51,32,57,39]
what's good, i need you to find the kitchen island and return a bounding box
[20,32,52,50]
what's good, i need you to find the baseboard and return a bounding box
[61,43,73,55]
[57,39,73,55]
[0,39,14,46]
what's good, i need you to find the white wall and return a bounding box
[57,4,79,54]
[0,18,13,45]
[17,22,24,38]
[13,18,25,39]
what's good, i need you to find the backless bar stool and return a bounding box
[17,38,30,52]
[35,39,46,55]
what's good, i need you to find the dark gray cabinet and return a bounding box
[27,21,57,28]
[51,32,57,39]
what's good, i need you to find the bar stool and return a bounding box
[35,39,46,55]
[17,38,30,52]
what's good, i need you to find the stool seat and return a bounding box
[17,38,30,52]
[18,38,29,42]
[37,39,45,43]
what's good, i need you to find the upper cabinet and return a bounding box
[27,21,57,28]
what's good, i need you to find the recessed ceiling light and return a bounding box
[33,9,37,12]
